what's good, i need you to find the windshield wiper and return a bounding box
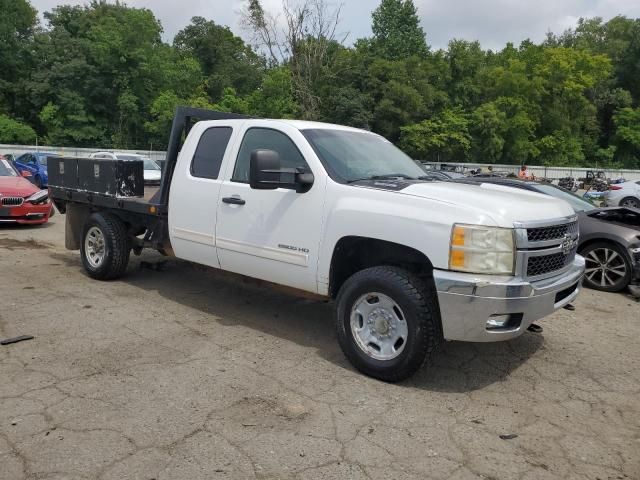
[346,174,416,183]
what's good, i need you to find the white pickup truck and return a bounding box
[49,108,585,381]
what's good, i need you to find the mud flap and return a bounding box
[65,203,90,250]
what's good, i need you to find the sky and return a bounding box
[28,0,640,51]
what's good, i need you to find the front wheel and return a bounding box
[34,175,42,189]
[581,242,631,292]
[80,213,131,280]
[335,266,441,382]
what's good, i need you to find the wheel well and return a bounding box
[329,236,434,298]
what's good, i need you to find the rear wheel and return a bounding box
[80,213,130,280]
[335,266,441,382]
[581,242,631,292]
[620,197,640,208]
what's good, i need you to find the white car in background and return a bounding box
[606,180,640,208]
[89,152,162,185]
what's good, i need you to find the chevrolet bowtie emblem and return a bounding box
[561,234,575,255]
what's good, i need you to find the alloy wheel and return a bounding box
[584,248,627,288]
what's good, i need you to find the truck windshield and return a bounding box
[302,129,426,183]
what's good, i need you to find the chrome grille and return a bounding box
[516,216,579,280]
[527,221,578,242]
[1,197,24,206]
[527,247,578,277]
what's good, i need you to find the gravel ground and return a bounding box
[0,215,639,480]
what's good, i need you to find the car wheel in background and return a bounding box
[34,175,42,189]
[620,197,640,208]
[580,242,631,293]
[80,213,131,280]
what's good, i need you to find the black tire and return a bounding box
[580,242,631,292]
[34,175,42,189]
[619,197,640,208]
[335,266,441,382]
[80,213,131,280]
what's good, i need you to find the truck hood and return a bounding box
[400,181,576,227]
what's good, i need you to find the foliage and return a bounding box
[371,0,428,60]
[0,115,36,144]
[0,0,37,114]
[399,109,471,161]
[612,107,640,168]
[174,17,264,101]
[1,0,639,168]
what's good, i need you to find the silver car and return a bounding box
[606,180,640,208]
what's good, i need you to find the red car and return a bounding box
[0,157,53,224]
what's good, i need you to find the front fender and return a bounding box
[317,183,496,287]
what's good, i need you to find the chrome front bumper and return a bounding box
[433,256,585,342]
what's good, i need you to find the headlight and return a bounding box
[25,190,49,204]
[449,224,515,274]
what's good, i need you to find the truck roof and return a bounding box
[198,118,371,134]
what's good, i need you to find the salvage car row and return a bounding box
[0,151,162,225]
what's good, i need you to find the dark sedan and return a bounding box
[457,177,640,293]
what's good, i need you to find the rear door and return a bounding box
[168,121,240,268]
[215,123,326,293]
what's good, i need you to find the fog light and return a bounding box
[486,315,511,330]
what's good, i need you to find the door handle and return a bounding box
[222,196,246,205]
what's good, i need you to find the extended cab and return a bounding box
[49,108,585,382]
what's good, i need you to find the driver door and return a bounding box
[215,124,326,293]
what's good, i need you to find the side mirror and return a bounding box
[249,149,314,193]
[250,149,281,190]
[21,170,32,178]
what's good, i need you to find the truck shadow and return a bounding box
[64,252,544,393]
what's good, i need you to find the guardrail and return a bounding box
[0,144,166,163]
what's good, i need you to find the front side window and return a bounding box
[233,128,309,183]
[191,127,233,179]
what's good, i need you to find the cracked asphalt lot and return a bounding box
[1,216,639,480]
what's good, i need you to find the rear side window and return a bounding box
[191,127,233,179]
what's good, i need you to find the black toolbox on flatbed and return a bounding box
[48,157,144,197]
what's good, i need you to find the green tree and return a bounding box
[26,1,203,148]
[174,17,264,101]
[247,67,299,118]
[399,109,471,161]
[0,0,37,115]
[0,115,36,144]
[371,0,428,60]
[612,107,640,168]
[470,103,506,163]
